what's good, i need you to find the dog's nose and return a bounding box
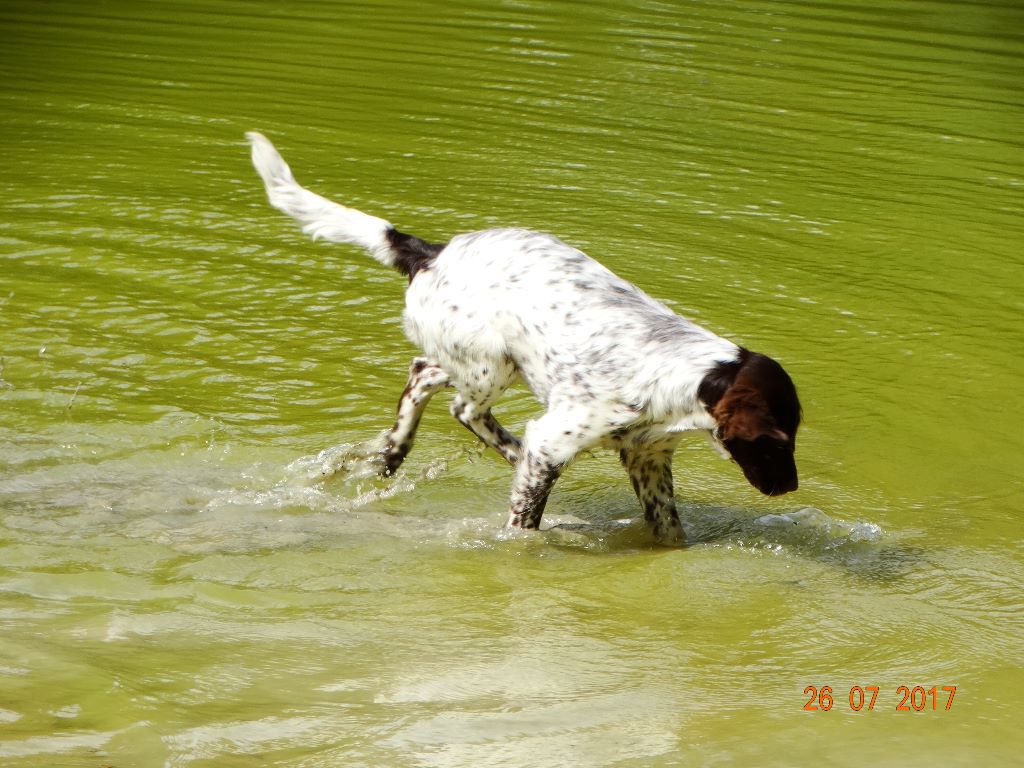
[767,475,798,496]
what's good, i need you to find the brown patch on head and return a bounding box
[699,350,801,496]
[715,384,786,443]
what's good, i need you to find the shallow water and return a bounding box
[2,1,1023,765]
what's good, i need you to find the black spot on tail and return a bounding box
[386,228,445,281]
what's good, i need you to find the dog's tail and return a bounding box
[246,132,442,278]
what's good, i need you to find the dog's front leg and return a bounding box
[620,445,685,546]
[506,450,563,530]
[505,412,595,530]
[380,358,449,476]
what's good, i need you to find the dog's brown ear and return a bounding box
[714,385,785,442]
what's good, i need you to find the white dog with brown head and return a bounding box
[248,132,801,545]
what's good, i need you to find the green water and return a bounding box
[2,1,1023,765]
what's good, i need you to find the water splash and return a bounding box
[283,430,391,484]
[753,507,883,546]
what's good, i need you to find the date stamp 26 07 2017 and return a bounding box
[803,685,958,712]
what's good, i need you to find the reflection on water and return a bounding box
[2,0,1024,764]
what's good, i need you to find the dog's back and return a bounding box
[404,227,739,430]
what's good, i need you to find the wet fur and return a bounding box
[247,132,801,545]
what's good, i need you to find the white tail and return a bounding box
[246,132,397,266]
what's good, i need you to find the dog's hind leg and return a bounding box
[619,443,685,546]
[446,356,521,465]
[380,358,449,476]
[450,394,521,465]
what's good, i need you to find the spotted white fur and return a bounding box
[248,133,801,545]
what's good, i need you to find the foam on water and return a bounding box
[195,437,891,563]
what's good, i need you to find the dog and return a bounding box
[247,132,801,545]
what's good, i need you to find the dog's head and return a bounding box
[700,351,801,496]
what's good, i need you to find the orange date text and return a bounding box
[803,685,957,712]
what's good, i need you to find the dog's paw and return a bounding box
[652,520,687,547]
